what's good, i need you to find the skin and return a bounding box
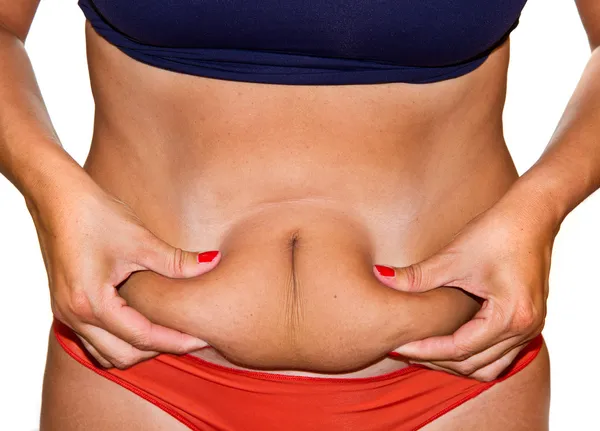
[0,0,597,429]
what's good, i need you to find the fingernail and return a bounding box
[388,351,410,361]
[189,339,209,350]
[197,250,219,263]
[375,264,395,278]
[185,338,208,352]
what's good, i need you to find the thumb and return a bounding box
[373,251,454,293]
[137,234,221,278]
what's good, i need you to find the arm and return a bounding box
[507,0,600,228]
[0,2,221,369]
[0,0,96,207]
[373,2,600,381]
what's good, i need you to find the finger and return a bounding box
[428,335,523,377]
[78,323,160,370]
[134,232,221,278]
[468,344,525,382]
[407,345,524,382]
[75,333,114,368]
[95,292,209,354]
[393,302,507,361]
[373,248,458,293]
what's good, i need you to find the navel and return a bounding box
[283,229,305,348]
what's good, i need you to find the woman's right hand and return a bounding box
[26,179,221,370]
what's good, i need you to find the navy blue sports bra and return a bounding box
[78,0,528,85]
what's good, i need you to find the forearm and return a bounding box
[504,46,600,228]
[0,26,93,208]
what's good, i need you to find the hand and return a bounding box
[372,189,558,381]
[27,180,221,370]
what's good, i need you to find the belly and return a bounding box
[117,200,480,374]
[84,130,515,377]
[80,22,518,377]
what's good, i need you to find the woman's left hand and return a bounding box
[373,184,560,381]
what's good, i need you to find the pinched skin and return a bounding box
[119,203,480,373]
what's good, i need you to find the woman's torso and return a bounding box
[81,18,518,378]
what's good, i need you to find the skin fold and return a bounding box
[118,202,480,373]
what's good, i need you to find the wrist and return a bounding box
[496,164,572,235]
[18,145,102,218]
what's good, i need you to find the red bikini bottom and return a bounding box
[52,317,544,431]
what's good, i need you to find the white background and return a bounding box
[1,0,598,429]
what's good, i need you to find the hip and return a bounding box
[47,318,548,431]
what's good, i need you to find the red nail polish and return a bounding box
[375,264,395,277]
[388,351,410,361]
[197,250,219,263]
